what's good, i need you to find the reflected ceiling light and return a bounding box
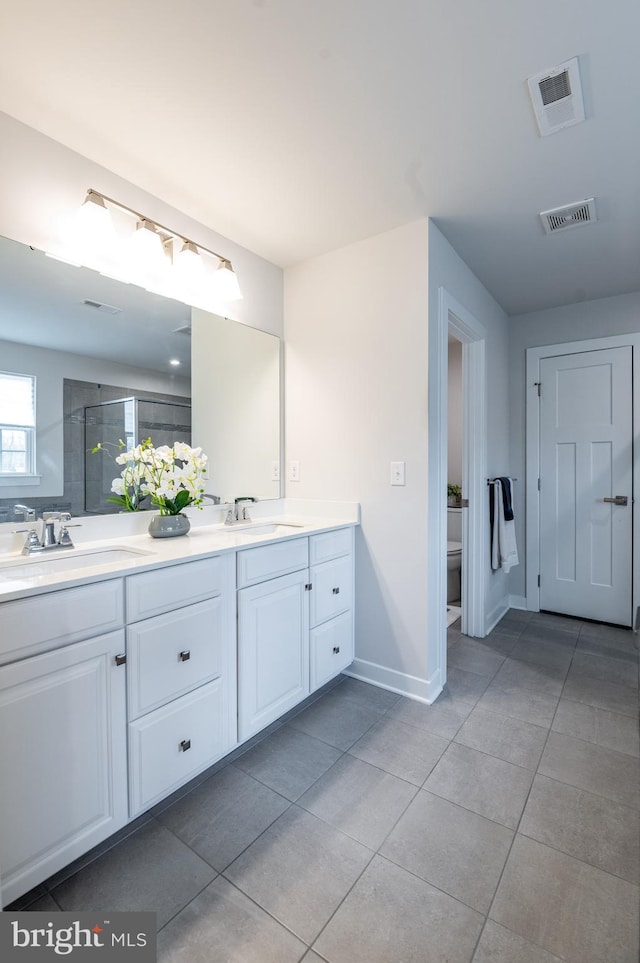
[169,358,181,366]
[65,190,243,305]
[211,258,242,302]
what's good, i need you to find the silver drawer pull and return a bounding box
[332,587,340,594]
[115,653,126,667]
[603,495,628,506]
[179,739,191,752]
[332,645,340,654]
[179,650,191,662]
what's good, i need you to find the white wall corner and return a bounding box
[345,658,443,705]
[508,594,528,612]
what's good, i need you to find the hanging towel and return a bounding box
[490,478,519,573]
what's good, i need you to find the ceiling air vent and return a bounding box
[540,198,597,235]
[527,57,585,136]
[82,299,122,315]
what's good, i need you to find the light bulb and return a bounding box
[128,220,170,288]
[65,191,116,264]
[211,259,242,301]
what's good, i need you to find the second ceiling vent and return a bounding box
[539,198,597,235]
[527,57,585,136]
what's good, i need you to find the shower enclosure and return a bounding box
[84,396,191,514]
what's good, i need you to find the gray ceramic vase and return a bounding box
[148,513,191,538]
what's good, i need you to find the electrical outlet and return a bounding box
[390,461,405,486]
[271,461,280,482]
[288,460,300,482]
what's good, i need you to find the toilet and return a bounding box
[447,508,462,604]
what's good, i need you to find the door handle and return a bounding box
[603,495,628,506]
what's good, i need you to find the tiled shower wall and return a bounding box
[0,379,190,522]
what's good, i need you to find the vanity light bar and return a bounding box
[83,189,242,299]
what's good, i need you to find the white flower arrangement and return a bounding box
[93,438,208,514]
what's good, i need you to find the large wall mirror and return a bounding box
[0,234,281,522]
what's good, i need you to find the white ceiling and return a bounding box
[1,1,639,315]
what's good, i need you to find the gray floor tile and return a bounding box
[579,620,639,654]
[445,665,493,704]
[552,698,640,757]
[233,725,341,801]
[538,731,640,810]
[568,650,639,691]
[51,820,216,928]
[491,835,640,963]
[520,774,640,884]
[288,691,381,750]
[509,638,574,671]
[473,920,563,963]
[492,658,566,697]
[501,608,534,624]
[44,813,155,889]
[447,638,506,677]
[455,705,547,770]
[480,633,521,657]
[157,875,306,963]
[529,613,582,635]
[155,765,289,871]
[518,623,580,647]
[5,884,49,911]
[424,742,533,829]
[385,691,473,740]
[297,754,417,849]
[302,953,326,963]
[7,890,60,912]
[313,854,484,963]
[562,672,639,718]
[225,806,371,944]
[478,681,559,728]
[334,676,401,712]
[576,632,640,664]
[348,716,448,785]
[380,790,513,913]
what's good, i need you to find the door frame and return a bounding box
[526,333,639,626]
[429,288,486,694]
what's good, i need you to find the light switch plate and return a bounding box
[288,460,300,482]
[390,461,405,485]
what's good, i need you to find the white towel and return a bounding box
[491,478,519,573]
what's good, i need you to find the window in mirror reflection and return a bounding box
[0,371,36,474]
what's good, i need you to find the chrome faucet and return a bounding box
[13,503,36,522]
[15,511,77,555]
[224,497,257,525]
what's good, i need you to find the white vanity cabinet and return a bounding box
[237,528,354,741]
[126,555,236,816]
[0,584,128,907]
[237,539,310,741]
[309,528,355,690]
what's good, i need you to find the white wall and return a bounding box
[0,112,283,338]
[428,222,510,630]
[447,339,463,487]
[285,220,431,697]
[508,291,640,601]
[0,338,189,500]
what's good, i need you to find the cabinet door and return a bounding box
[238,569,310,741]
[310,555,353,627]
[0,631,128,906]
[310,611,354,691]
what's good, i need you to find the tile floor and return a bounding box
[8,609,640,963]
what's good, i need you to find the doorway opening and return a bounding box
[428,288,487,701]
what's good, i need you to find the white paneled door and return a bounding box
[539,346,633,626]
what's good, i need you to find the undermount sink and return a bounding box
[220,522,304,537]
[0,546,152,579]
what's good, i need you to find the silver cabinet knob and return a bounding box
[603,495,628,506]
[179,650,191,662]
[179,739,191,752]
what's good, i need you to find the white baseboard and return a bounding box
[486,598,509,635]
[344,658,443,705]
[508,594,528,611]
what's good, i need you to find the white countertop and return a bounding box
[0,499,359,603]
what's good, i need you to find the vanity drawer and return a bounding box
[128,678,226,815]
[310,554,353,627]
[126,555,227,621]
[127,597,224,720]
[310,611,354,690]
[309,527,353,565]
[237,537,308,588]
[0,579,124,665]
